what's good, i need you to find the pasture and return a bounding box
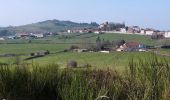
[0,33,169,69]
[0,33,170,99]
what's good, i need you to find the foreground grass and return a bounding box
[0,55,170,100]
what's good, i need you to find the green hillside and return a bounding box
[0,20,99,35]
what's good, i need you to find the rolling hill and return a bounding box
[0,19,99,36]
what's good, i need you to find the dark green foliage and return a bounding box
[0,29,14,36]
[67,60,77,68]
[115,40,125,47]
[96,36,102,50]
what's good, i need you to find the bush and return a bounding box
[44,50,50,55]
[69,45,79,50]
[67,60,77,68]
[30,53,35,56]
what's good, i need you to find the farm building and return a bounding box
[120,28,127,33]
[30,33,44,38]
[100,51,110,53]
[7,36,15,39]
[116,42,146,52]
[164,31,170,38]
[15,33,29,38]
[140,29,145,35]
[30,51,50,56]
[127,27,134,34]
[0,37,5,40]
[145,29,154,35]
[72,49,88,53]
[33,33,44,38]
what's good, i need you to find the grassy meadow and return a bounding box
[0,33,170,69]
[29,52,159,70]
[0,33,170,99]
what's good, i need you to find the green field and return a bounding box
[0,44,69,54]
[1,33,170,99]
[0,33,170,69]
[2,32,170,45]
[29,52,145,69]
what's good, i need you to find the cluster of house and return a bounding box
[69,39,147,53]
[66,21,170,38]
[116,42,146,52]
[66,21,125,34]
[67,28,94,34]
[71,42,146,53]
[124,26,170,38]
[99,22,170,38]
[7,32,53,39]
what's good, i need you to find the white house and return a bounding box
[94,31,101,34]
[100,51,110,53]
[120,28,127,33]
[33,33,44,38]
[140,29,145,34]
[164,31,170,38]
[133,26,140,33]
[145,29,154,35]
[0,37,5,40]
[67,30,72,33]
[7,36,15,39]
[15,33,29,38]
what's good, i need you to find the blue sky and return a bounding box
[0,0,170,30]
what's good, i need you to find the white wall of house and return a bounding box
[79,30,83,33]
[34,34,44,38]
[145,31,154,35]
[0,37,5,40]
[67,30,71,33]
[100,51,110,53]
[120,28,127,33]
[165,32,170,38]
[7,36,15,39]
[94,31,100,34]
[140,30,145,34]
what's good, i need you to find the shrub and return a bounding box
[44,50,50,55]
[67,60,77,68]
[70,45,79,50]
[30,53,35,56]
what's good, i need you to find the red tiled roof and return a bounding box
[125,42,140,48]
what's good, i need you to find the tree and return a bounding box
[0,29,12,36]
[115,40,126,47]
[96,36,102,50]
[151,34,164,40]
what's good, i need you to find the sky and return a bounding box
[0,0,170,30]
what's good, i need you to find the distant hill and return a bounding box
[0,19,99,36]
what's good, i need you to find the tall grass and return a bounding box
[0,55,169,100]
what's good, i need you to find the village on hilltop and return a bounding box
[1,21,169,40]
[67,21,170,38]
